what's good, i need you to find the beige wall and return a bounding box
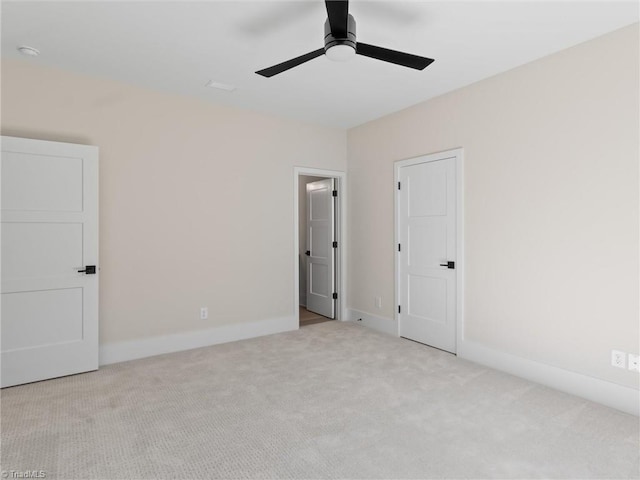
[2,24,638,391]
[347,24,639,388]
[1,59,347,344]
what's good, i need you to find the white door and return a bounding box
[398,154,457,353]
[306,178,335,318]
[1,136,99,387]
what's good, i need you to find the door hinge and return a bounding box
[332,292,338,300]
[398,243,401,252]
[398,305,401,314]
[332,190,338,197]
[398,181,401,190]
[333,241,338,248]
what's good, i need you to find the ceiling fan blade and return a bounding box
[256,48,325,78]
[325,0,349,38]
[356,43,434,70]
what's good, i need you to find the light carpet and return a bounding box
[2,321,639,479]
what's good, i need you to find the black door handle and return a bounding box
[78,265,96,274]
[305,250,311,256]
[439,261,455,269]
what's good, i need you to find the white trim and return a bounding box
[455,151,465,347]
[294,167,348,322]
[458,339,640,416]
[348,305,639,415]
[394,148,465,351]
[348,309,398,336]
[100,315,296,366]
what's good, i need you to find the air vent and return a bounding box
[205,80,236,92]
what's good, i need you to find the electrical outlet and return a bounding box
[375,296,382,309]
[628,354,640,372]
[200,307,208,320]
[611,350,626,369]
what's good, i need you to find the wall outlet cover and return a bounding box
[611,350,626,369]
[628,353,640,372]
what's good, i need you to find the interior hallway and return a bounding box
[299,306,333,327]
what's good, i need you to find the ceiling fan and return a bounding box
[255,0,434,78]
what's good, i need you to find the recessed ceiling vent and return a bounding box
[205,80,237,92]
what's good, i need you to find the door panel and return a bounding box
[1,151,83,212]
[399,156,457,353]
[1,288,84,351]
[309,263,329,297]
[407,160,448,217]
[310,188,330,220]
[1,136,99,387]
[408,220,447,267]
[2,222,83,279]
[310,225,329,258]
[408,275,447,323]
[306,178,335,318]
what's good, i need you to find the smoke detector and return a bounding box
[17,45,40,57]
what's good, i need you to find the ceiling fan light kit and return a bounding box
[256,0,434,78]
[325,44,355,62]
[324,13,356,62]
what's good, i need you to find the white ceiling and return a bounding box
[2,1,638,128]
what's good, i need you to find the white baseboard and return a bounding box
[458,339,639,416]
[100,315,297,366]
[348,308,398,336]
[347,308,638,415]
[99,308,638,416]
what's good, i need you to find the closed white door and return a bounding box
[306,178,335,318]
[398,155,457,353]
[1,136,99,387]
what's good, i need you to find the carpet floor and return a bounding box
[2,322,638,479]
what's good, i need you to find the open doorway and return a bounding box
[294,168,346,328]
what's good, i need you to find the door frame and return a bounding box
[294,167,347,323]
[394,148,465,351]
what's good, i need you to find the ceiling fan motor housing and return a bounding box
[324,14,356,52]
